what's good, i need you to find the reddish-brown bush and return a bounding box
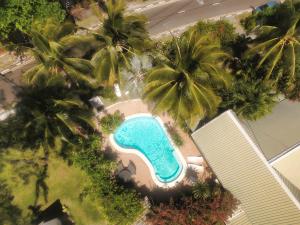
[147,182,237,225]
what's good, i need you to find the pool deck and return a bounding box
[100,99,209,189]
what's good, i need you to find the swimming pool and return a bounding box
[110,114,186,188]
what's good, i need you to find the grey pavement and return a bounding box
[144,0,270,35]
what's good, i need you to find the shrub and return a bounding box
[219,69,278,121]
[100,111,124,134]
[72,135,144,225]
[165,123,184,147]
[147,180,237,225]
[191,20,237,49]
[0,0,66,46]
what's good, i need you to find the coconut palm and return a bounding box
[97,0,149,51]
[91,0,150,86]
[220,70,278,121]
[14,75,97,151]
[247,7,300,89]
[24,20,95,87]
[143,30,230,127]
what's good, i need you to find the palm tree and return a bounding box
[91,0,150,86]
[220,70,278,121]
[246,5,300,90]
[143,30,230,127]
[14,75,97,151]
[24,20,95,87]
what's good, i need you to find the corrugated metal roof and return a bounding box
[192,110,300,225]
[244,99,300,161]
[226,209,251,225]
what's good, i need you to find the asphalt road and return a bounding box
[144,0,270,35]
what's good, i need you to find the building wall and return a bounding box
[192,110,300,225]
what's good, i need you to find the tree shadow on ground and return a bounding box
[117,178,193,205]
[103,145,118,161]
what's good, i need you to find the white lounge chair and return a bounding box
[114,83,122,97]
[188,164,204,174]
[187,156,204,166]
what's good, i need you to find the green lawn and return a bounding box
[0,149,109,225]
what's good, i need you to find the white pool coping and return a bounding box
[109,113,187,188]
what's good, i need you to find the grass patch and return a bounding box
[0,149,109,225]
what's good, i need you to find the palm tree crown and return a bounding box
[24,21,95,87]
[247,2,300,90]
[14,76,97,150]
[91,0,150,86]
[143,30,230,127]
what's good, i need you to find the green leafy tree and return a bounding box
[91,0,150,86]
[72,135,144,225]
[2,76,97,152]
[0,0,65,47]
[245,1,300,97]
[220,69,278,121]
[143,30,230,127]
[247,17,300,85]
[192,20,237,50]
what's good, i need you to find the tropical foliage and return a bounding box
[147,179,237,225]
[100,110,124,134]
[220,69,278,120]
[192,20,237,50]
[24,21,96,87]
[0,0,65,47]
[71,135,144,225]
[3,0,297,224]
[144,30,230,127]
[0,76,96,152]
[244,0,300,99]
[165,123,184,147]
[91,0,150,86]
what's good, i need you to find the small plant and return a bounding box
[165,123,184,147]
[100,110,124,134]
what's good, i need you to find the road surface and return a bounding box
[143,0,270,35]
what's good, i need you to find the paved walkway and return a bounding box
[101,99,205,189]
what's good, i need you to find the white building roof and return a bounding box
[192,110,300,225]
[244,99,300,161]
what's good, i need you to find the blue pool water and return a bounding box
[113,116,183,183]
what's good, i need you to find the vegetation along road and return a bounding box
[143,0,271,35]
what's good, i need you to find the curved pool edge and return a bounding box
[109,113,187,188]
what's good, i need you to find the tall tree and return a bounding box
[220,68,278,121]
[3,75,97,152]
[24,21,96,87]
[91,0,150,86]
[0,0,65,48]
[143,30,230,127]
[246,1,300,97]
